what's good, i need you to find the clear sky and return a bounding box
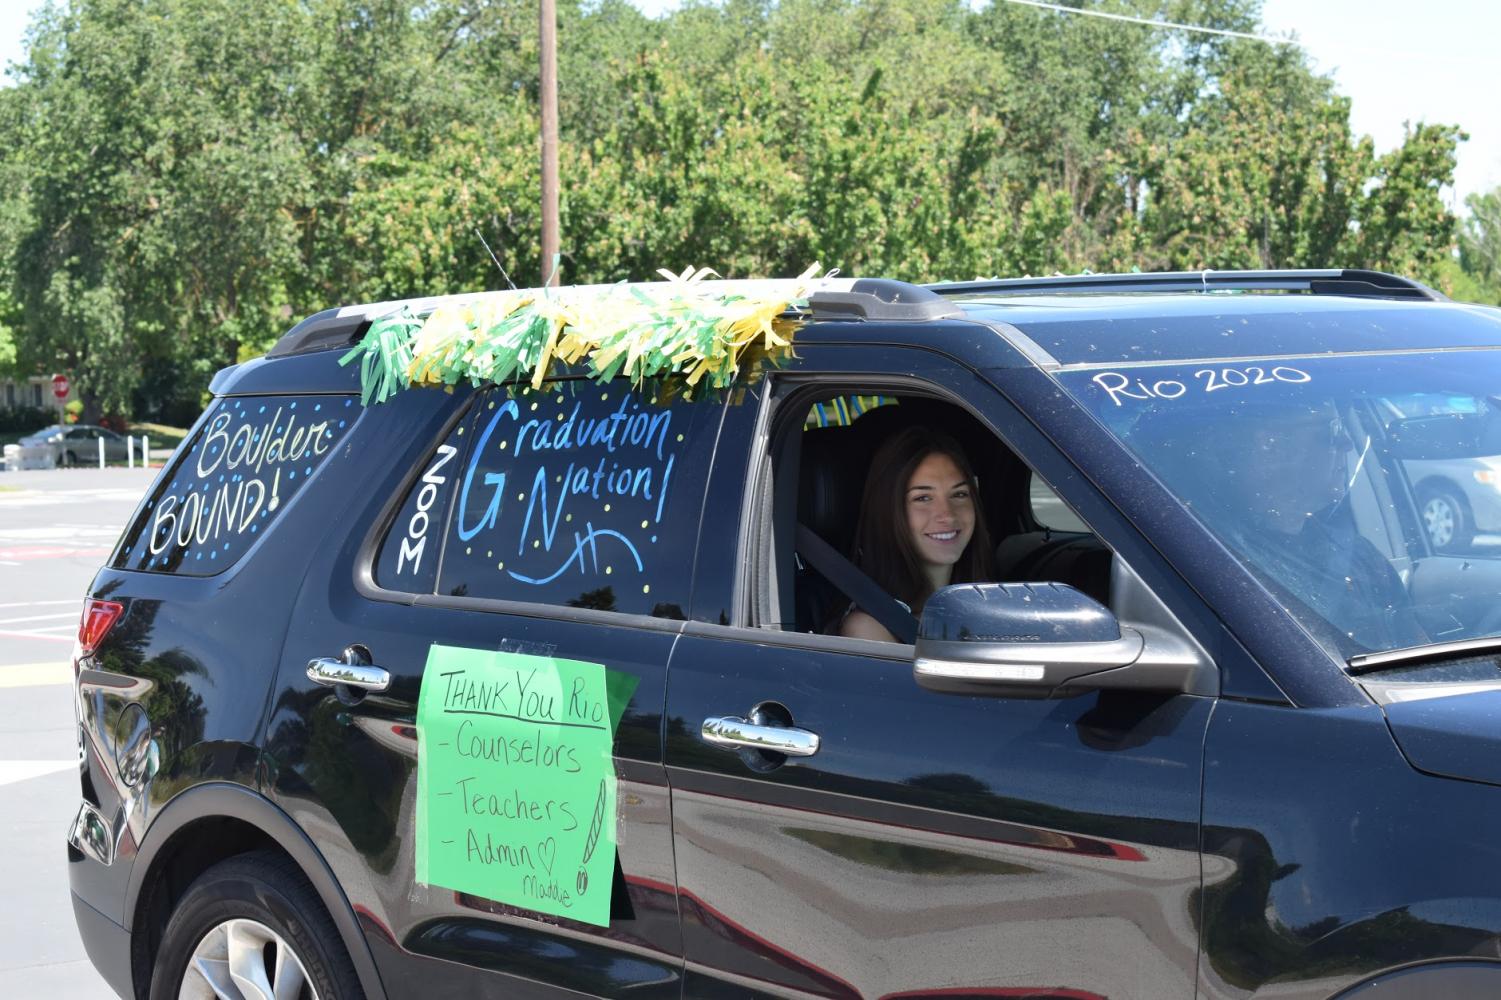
[1259,0,1498,214]
[0,0,1496,210]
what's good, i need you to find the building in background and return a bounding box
[0,374,68,418]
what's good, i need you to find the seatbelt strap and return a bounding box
[795,522,919,644]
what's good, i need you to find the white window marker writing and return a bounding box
[397,444,459,575]
[1092,365,1311,406]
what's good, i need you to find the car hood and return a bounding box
[1382,688,1501,787]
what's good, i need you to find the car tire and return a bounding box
[147,850,363,1000]
[61,449,76,467]
[1418,484,1474,552]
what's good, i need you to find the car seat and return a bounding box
[993,530,1113,606]
[794,424,869,632]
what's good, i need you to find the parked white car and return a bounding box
[1382,393,1501,550]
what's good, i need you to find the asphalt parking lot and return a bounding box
[0,467,154,997]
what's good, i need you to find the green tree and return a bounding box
[0,0,1473,417]
[1347,122,1462,280]
[1457,188,1501,303]
[4,0,510,417]
[9,0,312,416]
[0,296,16,374]
[1140,39,1460,282]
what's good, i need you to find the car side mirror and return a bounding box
[913,578,1215,699]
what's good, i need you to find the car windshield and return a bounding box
[1058,349,1501,662]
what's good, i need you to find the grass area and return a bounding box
[127,422,189,450]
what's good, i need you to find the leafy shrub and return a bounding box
[0,404,56,433]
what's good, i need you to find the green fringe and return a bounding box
[338,280,807,404]
[341,314,422,406]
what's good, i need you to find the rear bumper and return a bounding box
[70,890,132,1000]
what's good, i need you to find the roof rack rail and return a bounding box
[927,269,1447,302]
[808,279,964,321]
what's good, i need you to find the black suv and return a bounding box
[68,270,1501,1000]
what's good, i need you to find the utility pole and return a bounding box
[539,0,560,287]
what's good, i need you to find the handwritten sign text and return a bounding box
[416,645,637,927]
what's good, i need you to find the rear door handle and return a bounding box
[307,644,390,693]
[701,716,820,757]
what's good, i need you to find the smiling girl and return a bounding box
[839,426,995,643]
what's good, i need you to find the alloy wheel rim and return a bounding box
[178,917,319,1000]
[1423,497,1456,547]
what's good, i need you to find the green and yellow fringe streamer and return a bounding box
[339,264,822,405]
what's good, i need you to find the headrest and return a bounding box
[799,426,866,557]
[797,404,917,556]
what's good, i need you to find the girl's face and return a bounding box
[905,451,975,574]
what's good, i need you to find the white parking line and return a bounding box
[0,613,79,626]
[0,761,76,787]
[0,525,121,540]
[0,600,80,609]
[0,489,145,507]
[0,663,71,687]
[0,488,145,498]
[0,545,112,562]
[0,629,73,645]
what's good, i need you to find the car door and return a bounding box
[266,378,725,999]
[663,344,1217,1000]
[95,427,125,461]
[65,426,95,462]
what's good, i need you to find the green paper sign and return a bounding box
[415,644,637,927]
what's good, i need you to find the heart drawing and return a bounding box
[537,836,557,875]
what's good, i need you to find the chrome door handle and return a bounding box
[701,716,820,757]
[307,644,390,693]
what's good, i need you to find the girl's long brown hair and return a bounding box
[850,426,994,614]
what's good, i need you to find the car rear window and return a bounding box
[113,394,355,575]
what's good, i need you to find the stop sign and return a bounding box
[51,374,69,400]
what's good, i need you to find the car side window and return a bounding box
[775,386,1115,635]
[377,380,718,619]
[1029,472,1090,533]
[113,394,356,575]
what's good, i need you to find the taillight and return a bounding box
[77,599,124,658]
